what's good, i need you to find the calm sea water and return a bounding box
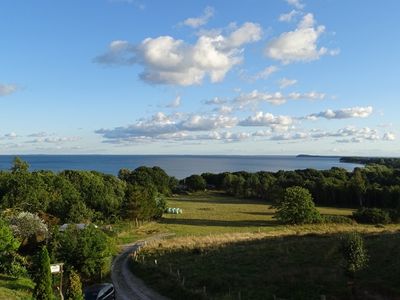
[0,155,362,179]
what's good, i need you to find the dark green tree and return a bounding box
[349,168,367,207]
[274,186,321,224]
[340,232,368,277]
[33,246,54,300]
[57,225,114,280]
[185,175,206,191]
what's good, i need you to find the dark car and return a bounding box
[84,283,115,300]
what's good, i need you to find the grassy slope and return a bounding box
[0,275,33,300]
[132,233,400,300]
[122,192,400,299]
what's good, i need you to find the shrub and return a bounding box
[66,269,84,300]
[352,207,391,224]
[323,215,355,224]
[274,186,322,224]
[340,232,368,277]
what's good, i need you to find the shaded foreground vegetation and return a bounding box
[0,274,33,300]
[131,232,400,300]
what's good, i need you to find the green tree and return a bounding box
[33,246,54,300]
[0,218,21,274]
[274,186,321,224]
[185,175,206,191]
[10,157,29,174]
[66,269,83,300]
[340,232,368,277]
[349,168,367,207]
[57,225,114,280]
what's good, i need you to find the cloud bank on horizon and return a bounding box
[0,0,398,155]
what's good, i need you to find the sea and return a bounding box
[0,155,363,179]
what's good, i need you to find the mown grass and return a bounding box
[131,232,400,300]
[0,274,33,300]
[116,191,357,242]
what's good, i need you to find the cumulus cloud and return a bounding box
[95,22,262,86]
[285,0,304,9]
[166,96,181,108]
[183,6,214,28]
[278,78,297,88]
[279,10,299,22]
[383,132,396,141]
[233,89,325,107]
[239,112,293,128]
[234,90,286,106]
[265,13,337,64]
[0,84,18,97]
[306,106,373,120]
[96,112,239,144]
[1,132,18,139]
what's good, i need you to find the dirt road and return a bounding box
[111,235,171,300]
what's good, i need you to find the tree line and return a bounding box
[0,157,178,224]
[185,164,400,212]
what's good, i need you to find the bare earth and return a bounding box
[111,235,172,300]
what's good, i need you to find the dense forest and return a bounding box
[0,158,177,224]
[196,163,400,209]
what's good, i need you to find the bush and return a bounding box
[322,215,355,224]
[352,207,391,224]
[274,186,322,225]
[57,225,114,280]
[66,269,84,300]
[340,232,368,277]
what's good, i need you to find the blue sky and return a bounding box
[0,0,399,155]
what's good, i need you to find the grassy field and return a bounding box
[131,232,400,300]
[116,191,358,243]
[121,191,400,299]
[0,275,33,300]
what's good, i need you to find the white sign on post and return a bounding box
[50,264,61,274]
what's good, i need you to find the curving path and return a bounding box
[111,234,172,300]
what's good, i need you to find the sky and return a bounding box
[1,0,399,155]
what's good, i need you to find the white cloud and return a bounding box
[27,136,80,144]
[0,84,18,97]
[279,10,299,22]
[94,40,135,65]
[248,66,279,81]
[166,96,181,108]
[278,78,297,88]
[233,89,325,107]
[234,90,286,106]
[183,6,214,28]
[96,112,239,143]
[180,114,238,131]
[2,132,18,139]
[285,0,304,10]
[95,22,262,86]
[383,132,396,141]
[239,112,293,128]
[265,13,337,64]
[204,97,227,105]
[289,91,325,100]
[215,105,233,114]
[306,106,373,120]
